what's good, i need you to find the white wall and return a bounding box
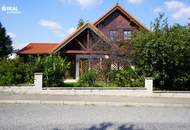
[0,73,43,94]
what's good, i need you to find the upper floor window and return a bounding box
[123,30,132,40]
[109,30,119,41]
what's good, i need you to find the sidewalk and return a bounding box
[0,93,190,107]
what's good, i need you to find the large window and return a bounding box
[123,30,132,40]
[109,30,119,41]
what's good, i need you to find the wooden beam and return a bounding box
[75,39,87,50]
[89,39,102,50]
[87,29,90,49]
[64,50,86,53]
[64,50,109,54]
[128,19,131,26]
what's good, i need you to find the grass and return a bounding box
[63,82,80,87]
[64,81,118,87]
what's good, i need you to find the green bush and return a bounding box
[33,55,70,87]
[0,55,70,87]
[132,14,190,90]
[79,69,97,87]
[109,68,144,87]
[0,58,34,85]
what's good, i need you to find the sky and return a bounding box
[0,0,190,50]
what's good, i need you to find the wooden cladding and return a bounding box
[96,9,138,41]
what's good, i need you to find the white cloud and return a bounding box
[39,19,62,30]
[59,0,103,9]
[77,0,103,9]
[154,1,190,21]
[7,32,16,38]
[153,7,163,13]
[128,0,144,4]
[67,27,76,35]
[172,6,190,19]
[164,1,185,10]
[163,1,190,20]
[39,19,65,37]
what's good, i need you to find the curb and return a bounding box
[0,100,190,108]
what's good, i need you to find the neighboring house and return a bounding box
[17,3,147,80]
[8,49,19,59]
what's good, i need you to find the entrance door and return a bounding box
[77,55,106,78]
[79,58,101,76]
[79,59,89,76]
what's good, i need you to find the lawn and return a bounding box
[64,82,117,87]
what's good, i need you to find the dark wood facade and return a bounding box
[95,9,139,41]
[17,4,147,80]
[53,4,147,79]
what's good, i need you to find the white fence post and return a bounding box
[75,57,80,81]
[34,73,43,90]
[145,77,153,92]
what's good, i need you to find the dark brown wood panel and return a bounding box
[96,9,139,41]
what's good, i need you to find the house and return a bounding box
[8,49,19,59]
[17,3,147,81]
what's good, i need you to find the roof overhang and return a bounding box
[94,3,148,31]
[52,23,110,53]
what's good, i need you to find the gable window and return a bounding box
[123,30,132,40]
[109,30,119,41]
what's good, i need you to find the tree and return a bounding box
[0,22,13,58]
[132,14,190,90]
[77,19,85,29]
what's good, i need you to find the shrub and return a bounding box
[0,58,34,85]
[79,69,97,87]
[34,55,70,87]
[0,55,70,87]
[132,14,190,90]
[109,68,144,87]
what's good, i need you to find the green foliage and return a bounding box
[109,68,144,87]
[34,55,70,87]
[132,14,190,90]
[77,19,85,29]
[0,58,34,85]
[0,22,13,58]
[63,82,80,87]
[0,55,70,87]
[79,69,97,87]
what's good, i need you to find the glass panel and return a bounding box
[109,30,119,41]
[124,30,132,40]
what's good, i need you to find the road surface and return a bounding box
[0,104,190,130]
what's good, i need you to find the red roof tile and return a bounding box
[17,43,59,55]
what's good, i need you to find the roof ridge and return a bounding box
[17,43,58,55]
[89,23,110,42]
[52,23,90,53]
[94,3,148,30]
[52,23,110,53]
[29,42,59,44]
[94,4,118,26]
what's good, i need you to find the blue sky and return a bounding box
[0,0,190,49]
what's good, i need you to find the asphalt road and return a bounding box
[0,104,190,130]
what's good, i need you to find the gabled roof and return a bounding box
[52,23,110,53]
[17,43,59,55]
[18,4,148,55]
[94,3,148,30]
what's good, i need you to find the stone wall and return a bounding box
[0,73,43,94]
[0,73,154,95]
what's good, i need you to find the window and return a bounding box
[109,30,119,41]
[124,30,132,40]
